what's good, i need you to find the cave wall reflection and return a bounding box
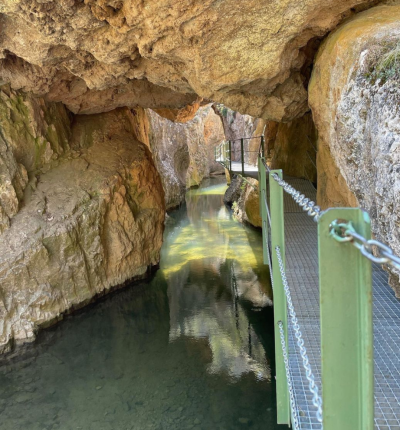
[161,177,274,382]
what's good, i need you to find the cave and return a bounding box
[1,1,400,429]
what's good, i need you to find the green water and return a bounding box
[0,177,284,430]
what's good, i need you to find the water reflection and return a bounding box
[0,177,282,430]
[165,179,273,381]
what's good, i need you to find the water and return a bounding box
[0,177,284,430]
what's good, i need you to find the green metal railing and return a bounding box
[215,136,264,177]
[215,138,378,430]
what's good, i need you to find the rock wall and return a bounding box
[0,0,385,121]
[268,112,318,183]
[232,179,262,228]
[214,106,263,165]
[0,94,165,352]
[0,86,71,232]
[145,105,225,210]
[309,5,400,294]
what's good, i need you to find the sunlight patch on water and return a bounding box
[187,182,228,196]
[0,176,280,430]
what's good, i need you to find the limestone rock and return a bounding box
[0,108,165,352]
[233,179,262,228]
[214,106,262,165]
[203,108,226,176]
[309,5,400,294]
[0,0,386,121]
[146,105,225,209]
[269,112,317,183]
[224,176,244,207]
[153,99,204,123]
[0,85,71,232]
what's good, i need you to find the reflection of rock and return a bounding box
[166,259,271,381]
[0,108,165,352]
[162,181,270,304]
[161,179,271,381]
[168,278,271,381]
[309,5,400,295]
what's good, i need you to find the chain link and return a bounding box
[329,220,400,271]
[270,173,322,222]
[278,320,300,430]
[275,246,323,426]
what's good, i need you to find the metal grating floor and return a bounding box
[279,177,400,430]
[216,158,259,179]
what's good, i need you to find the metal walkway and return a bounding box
[281,177,400,430]
[215,157,259,179]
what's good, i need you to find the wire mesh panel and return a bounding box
[279,176,400,430]
[373,265,400,430]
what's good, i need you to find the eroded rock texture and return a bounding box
[0,86,71,232]
[0,0,385,121]
[309,5,400,294]
[214,106,264,165]
[233,179,262,228]
[0,97,165,352]
[146,105,225,209]
[268,112,318,183]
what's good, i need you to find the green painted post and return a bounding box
[229,140,232,172]
[258,158,269,266]
[241,138,245,175]
[319,208,374,430]
[269,169,290,425]
[258,157,262,219]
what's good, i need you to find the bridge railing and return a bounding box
[215,136,265,176]
[214,140,397,430]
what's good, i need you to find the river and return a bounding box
[0,177,284,430]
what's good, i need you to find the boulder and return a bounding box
[233,179,262,228]
[309,4,400,294]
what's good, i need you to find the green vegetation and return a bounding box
[366,42,400,83]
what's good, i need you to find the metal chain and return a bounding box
[270,173,321,222]
[329,220,400,270]
[260,158,321,222]
[278,320,300,430]
[275,245,323,426]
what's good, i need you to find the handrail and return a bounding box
[214,138,400,430]
[228,135,264,141]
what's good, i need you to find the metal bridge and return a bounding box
[215,139,400,430]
